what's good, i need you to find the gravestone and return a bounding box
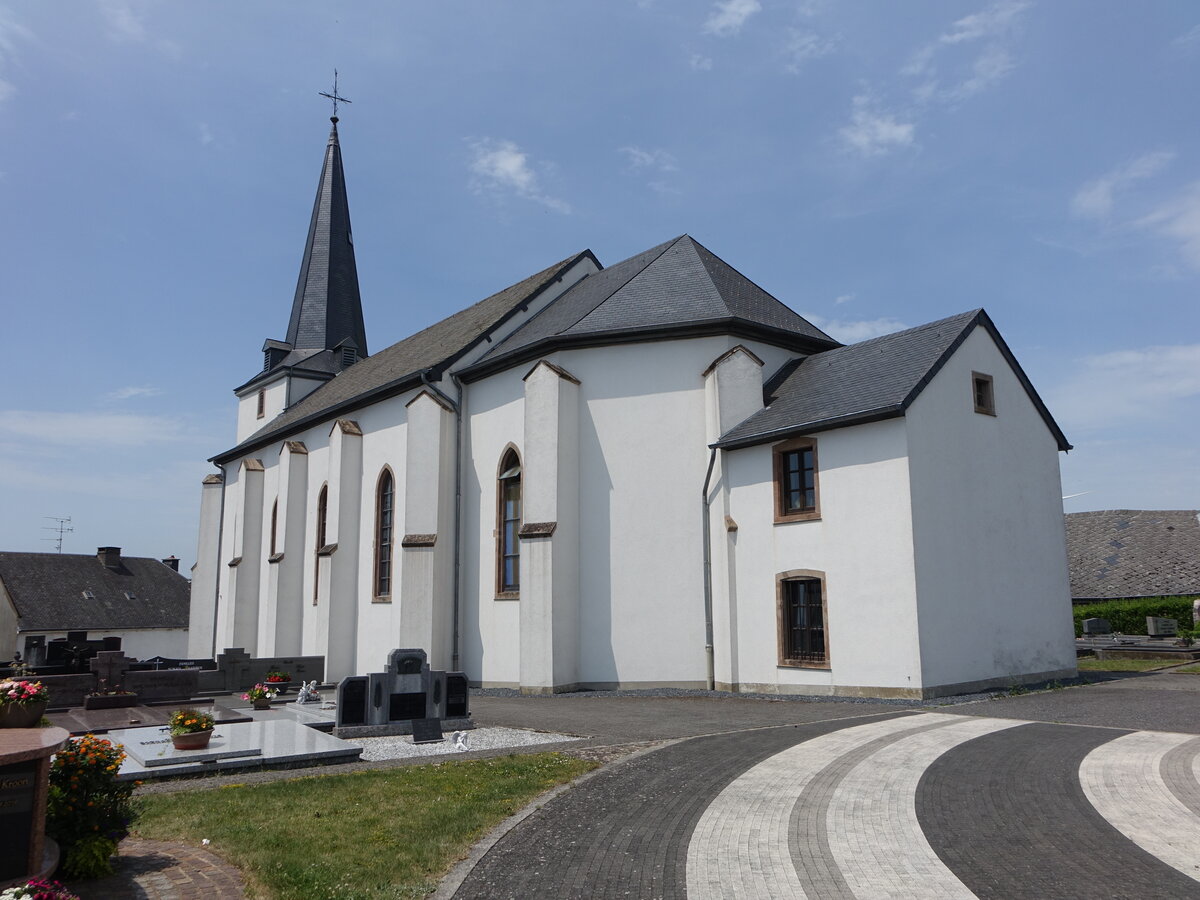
[411,718,443,745]
[1147,616,1178,637]
[0,761,36,880]
[1081,618,1111,636]
[334,650,472,736]
[89,650,133,691]
[123,668,198,701]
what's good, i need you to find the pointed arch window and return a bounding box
[269,499,279,557]
[313,484,328,604]
[496,449,521,598]
[374,469,395,600]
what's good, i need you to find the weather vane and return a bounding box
[319,70,352,121]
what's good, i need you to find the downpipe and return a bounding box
[701,447,718,691]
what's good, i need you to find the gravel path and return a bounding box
[350,726,580,761]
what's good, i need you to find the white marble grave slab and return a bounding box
[106,718,361,780]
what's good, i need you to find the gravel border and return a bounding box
[350,726,579,761]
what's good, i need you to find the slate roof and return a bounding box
[1065,510,1200,600]
[714,309,1071,451]
[0,552,190,631]
[459,235,838,380]
[286,120,368,356]
[214,252,592,463]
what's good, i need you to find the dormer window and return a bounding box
[81,590,95,601]
[123,591,136,601]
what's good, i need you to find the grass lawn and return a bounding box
[134,752,596,900]
[1076,658,1182,672]
[1172,664,1200,674]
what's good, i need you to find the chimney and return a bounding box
[98,547,122,569]
[162,556,180,572]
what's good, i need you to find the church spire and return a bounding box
[283,116,368,360]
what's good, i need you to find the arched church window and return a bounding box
[374,469,395,599]
[269,499,279,556]
[314,484,328,604]
[496,449,521,597]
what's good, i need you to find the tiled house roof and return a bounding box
[1065,510,1200,600]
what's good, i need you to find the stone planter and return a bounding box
[83,693,139,711]
[265,681,290,694]
[0,702,47,729]
[170,730,214,751]
[252,698,272,710]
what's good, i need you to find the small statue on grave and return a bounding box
[295,680,321,703]
[453,730,469,752]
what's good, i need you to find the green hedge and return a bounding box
[1073,596,1198,637]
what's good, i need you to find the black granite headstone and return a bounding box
[446,673,469,718]
[0,761,36,880]
[411,718,443,745]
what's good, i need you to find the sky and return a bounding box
[1,1,1197,571]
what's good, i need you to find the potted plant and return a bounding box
[168,707,216,750]
[243,683,277,710]
[0,880,81,900]
[265,669,292,693]
[83,678,138,710]
[0,679,48,728]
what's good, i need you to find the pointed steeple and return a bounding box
[284,118,368,359]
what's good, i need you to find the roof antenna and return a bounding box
[42,516,73,553]
[318,69,352,123]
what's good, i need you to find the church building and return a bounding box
[189,118,1078,698]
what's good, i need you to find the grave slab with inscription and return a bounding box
[334,649,472,739]
[0,727,68,884]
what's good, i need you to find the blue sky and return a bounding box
[1,1,1197,569]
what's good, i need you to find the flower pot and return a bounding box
[266,681,289,694]
[252,698,272,710]
[0,700,47,728]
[84,693,139,710]
[171,729,214,750]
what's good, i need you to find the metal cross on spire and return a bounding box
[319,70,352,122]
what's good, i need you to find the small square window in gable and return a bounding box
[972,372,996,416]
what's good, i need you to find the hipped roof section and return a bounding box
[457,235,839,381]
[714,309,1072,451]
[213,252,592,464]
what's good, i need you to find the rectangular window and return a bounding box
[773,438,820,523]
[973,372,995,416]
[778,575,827,667]
[256,389,266,419]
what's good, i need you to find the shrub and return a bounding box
[46,734,137,879]
[1073,596,1198,637]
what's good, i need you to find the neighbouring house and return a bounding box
[0,547,190,664]
[188,116,1078,699]
[1065,510,1200,603]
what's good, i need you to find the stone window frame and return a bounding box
[495,445,522,600]
[373,467,395,603]
[776,569,829,669]
[773,436,821,524]
[256,388,266,419]
[973,371,996,416]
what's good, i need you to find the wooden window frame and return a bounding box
[773,436,820,523]
[313,484,328,605]
[373,468,395,602]
[972,371,996,416]
[495,446,521,600]
[256,388,266,419]
[776,569,829,669]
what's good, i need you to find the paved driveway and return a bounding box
[450,673,1200,899]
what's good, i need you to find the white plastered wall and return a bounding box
[723,418,923,695]
[904,327,1076,691]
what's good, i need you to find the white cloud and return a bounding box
[1137,182,1200,270]
[105,386,164,401]
[1050,344,1200,432]
[620,146,677,172]
[782,28,837,73]
[939,0,1030,46]
[1071,151,1174,221]
[0,7,34,103]
[839,95,915,157]
[100,1,147,42]
[468,138,570,214]
[0,410,191,447]
[198,122,214,146]
[942,45,1015,101]
[834,293,855,305]
[1174,24,1200,46]
[703,0,761,37]
[804,314,908,343]
[690,54,714,71]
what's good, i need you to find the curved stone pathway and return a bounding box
[453,712,1200,899]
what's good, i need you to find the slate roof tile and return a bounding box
[0,552,190,632]
[1065,510,1200,600]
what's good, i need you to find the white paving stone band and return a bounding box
[1080,730,1200,883]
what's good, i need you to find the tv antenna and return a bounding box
[42,516,73,553]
